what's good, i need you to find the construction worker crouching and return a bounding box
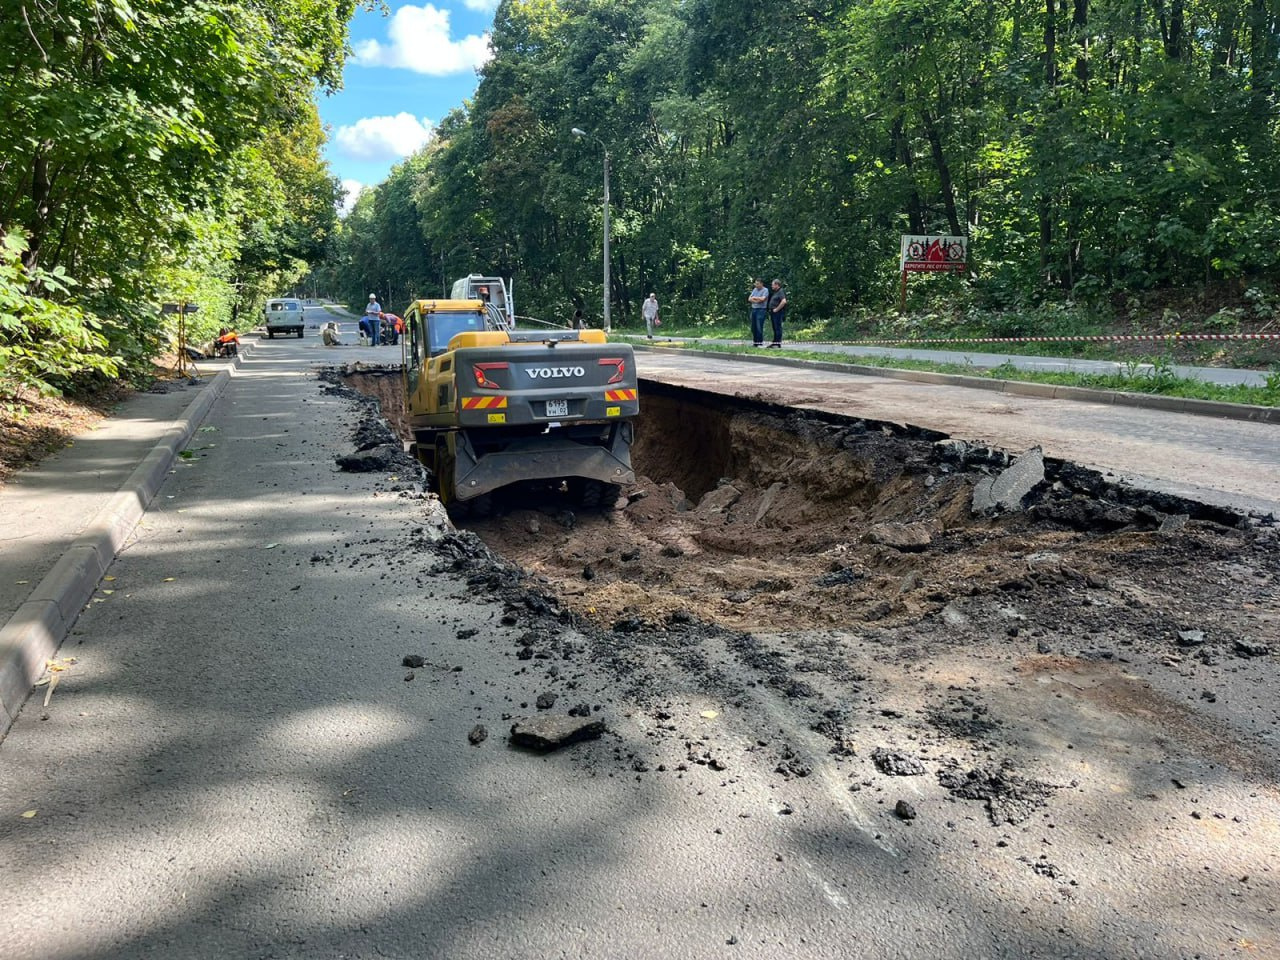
[379,312,403,346]
[214,328,239,357]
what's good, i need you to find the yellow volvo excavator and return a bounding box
[400,298,640,514]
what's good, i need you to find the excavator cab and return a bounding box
[426,307,488,356]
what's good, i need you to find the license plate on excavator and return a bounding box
[544,399,569,417]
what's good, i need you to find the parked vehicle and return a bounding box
[264,298,304,338]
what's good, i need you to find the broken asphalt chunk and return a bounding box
[335,444,407,473]
[1176,630,1206,647]
[352,418,399,452]
[1234,638,1271,658]
[937,764,1056,826]
[972,446,1045,516]
[509,715,606,752]
[872,748,926,777]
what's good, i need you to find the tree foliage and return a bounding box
[0,232,117,398]
[0,0,357,397]
[323,0,1280,330]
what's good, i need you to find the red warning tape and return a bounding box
[792,332,1280,346]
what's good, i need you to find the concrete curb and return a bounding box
[632,343,1280,424]
[0,349,248,739]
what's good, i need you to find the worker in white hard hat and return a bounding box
[364,293,382,345]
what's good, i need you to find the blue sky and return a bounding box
[318,1,498,213]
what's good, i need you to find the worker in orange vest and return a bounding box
[215,328,239,357]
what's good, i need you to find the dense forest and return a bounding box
[0,0,360,397]
[321,0,1280,331]
[3,0,1278,399]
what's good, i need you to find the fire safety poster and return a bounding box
[899,235,968,273]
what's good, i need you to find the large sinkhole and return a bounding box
[343,368,1257,634]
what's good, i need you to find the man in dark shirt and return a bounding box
[767,279,788,348]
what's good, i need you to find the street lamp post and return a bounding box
[572,127,611,333]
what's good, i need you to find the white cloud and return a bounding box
[353,4,491,75]
[461,0,499,10]
[338,179,365,217]
[334,114,434,162]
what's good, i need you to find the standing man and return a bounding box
[642,292,660,339]
[767,279,788,348]
[364,293,381,346]
[747,279,769,347]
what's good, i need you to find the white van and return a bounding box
[264,298,305,338]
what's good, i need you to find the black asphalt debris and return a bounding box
[937,764,1057,826]
[509,715,606,752]
[873,748,926,777]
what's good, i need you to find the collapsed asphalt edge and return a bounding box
[0,351,247,739]
[630,342,1280,425]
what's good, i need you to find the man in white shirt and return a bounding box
[364,293,381,346]
[642,293,660,338]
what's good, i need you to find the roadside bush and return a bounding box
[0,233,119,401]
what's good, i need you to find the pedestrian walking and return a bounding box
[767,279,788,348]
[642,293,660,338]
[747,279,768,347]
[364,293,381,346]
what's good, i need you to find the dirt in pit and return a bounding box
[347,368,1275,644]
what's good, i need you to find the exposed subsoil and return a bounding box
[338,367,1280,952]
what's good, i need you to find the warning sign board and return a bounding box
[900,235,967,273]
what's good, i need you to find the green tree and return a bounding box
[1,0,359,394]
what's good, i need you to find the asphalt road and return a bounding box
[0,308,1275,959]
